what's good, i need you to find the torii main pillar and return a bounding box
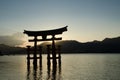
[24,26,68,68]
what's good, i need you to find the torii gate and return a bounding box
[24,26,68,68]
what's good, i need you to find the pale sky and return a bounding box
[0,0,120,46]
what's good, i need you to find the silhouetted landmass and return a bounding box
[0,36,120,55]
[40,36,120,53]
[0,44,25,55]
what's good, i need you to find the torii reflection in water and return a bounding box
[26,63,62,80]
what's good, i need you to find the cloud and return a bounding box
[0,32,26,46]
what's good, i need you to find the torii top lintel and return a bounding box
[24,26,68,37]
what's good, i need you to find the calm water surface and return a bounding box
[0,54,120,80]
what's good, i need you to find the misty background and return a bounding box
[0,32,26,47]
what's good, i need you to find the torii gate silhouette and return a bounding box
[24,26,68,69]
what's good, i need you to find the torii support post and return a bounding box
[46,45,61,68]
[27,46,31,68]
[24,26,68,68]
[26,45,43,69]
[33,36,37,67]
[47,45,51,70]
[39,46,42,67]
[52,35,57,68]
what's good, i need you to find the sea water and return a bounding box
[0,54,120,80]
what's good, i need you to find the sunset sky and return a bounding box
[0,0,120,47]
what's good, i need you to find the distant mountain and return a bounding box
[40,36,120,53]
[0,44,25,55]
[0,36,120,55]
[40,40,81,53]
